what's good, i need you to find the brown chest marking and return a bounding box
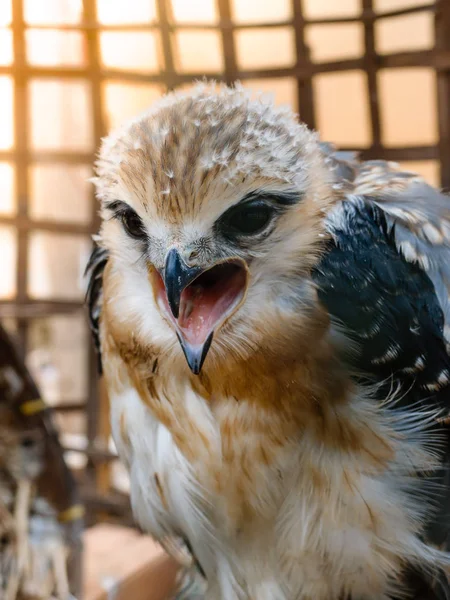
[119,411,130,450]
[154,473,169,510]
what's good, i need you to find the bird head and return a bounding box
[94,83,335,376]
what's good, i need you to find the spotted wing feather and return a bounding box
[314,148,450,584]
[322,144,450,348]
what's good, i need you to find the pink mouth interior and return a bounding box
[155,263,247,346]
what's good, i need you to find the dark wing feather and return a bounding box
[321,144,450,349]
[315,199,450,399]
[313,148,450,597]
[84,240,109,375]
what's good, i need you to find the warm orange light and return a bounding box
[235,28,296,70]
[173,30,223,73]
[171,0,217,24]
[29,165,92,224]
[314,70,372,148]
[0,163,15,215]
[103,82,165,130]
[0,76,14,150]
[305,23,364,63]
[302,0,360,19]
[29,79,93,150]
[26,30,85,66]
[28,232,91,300]
[0,226,16,299]
[374,0,425,13]
[379,68,438,147]
[231,0,291,24]
[100,32,162,72]
[375,12,433,54]
[0,29,13,65]
[0,1,12,26]
[24,0,82,24]
[97,0,157,24]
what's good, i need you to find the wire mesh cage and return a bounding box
[0,0,450,526]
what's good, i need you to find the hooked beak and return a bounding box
[164,249,202,320]
[150,249,248,374]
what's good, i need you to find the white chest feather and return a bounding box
[107,368,449,600]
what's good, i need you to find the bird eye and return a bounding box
[121,209,146,240]
[220,200,274,237]
[21,436,35,448]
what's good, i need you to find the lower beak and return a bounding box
[176,331,214,375]
[151,249,248,374]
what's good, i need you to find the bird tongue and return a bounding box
[177,263,247,346]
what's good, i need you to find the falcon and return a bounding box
[86,82,450,600]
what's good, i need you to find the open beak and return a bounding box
[150,249,248,374]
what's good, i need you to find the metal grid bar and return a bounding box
[11,0,29,356]
[155,0,176,90]
[0,215,96,234]
[217,0,239,84]
[435,0,450,188]
[52,402,88,412]
[292,0,315,129]
[82,0,109,508]
[18,2,436,31]
[0,143,441,160]
[362,0,382,150]
[0,300,84,314]
[0,149,95,163]
[301,2,437,23]
[1,48,450,80]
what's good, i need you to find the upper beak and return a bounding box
[163,249,210,374]
[164,249,202,320]
[151,249,248,375]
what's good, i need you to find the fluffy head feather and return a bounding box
[93,82,337,375]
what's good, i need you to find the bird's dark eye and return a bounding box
[21,436,35,448]
[220,200,274,237]
[121,209,146,239]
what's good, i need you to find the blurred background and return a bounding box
[0,0,449,528]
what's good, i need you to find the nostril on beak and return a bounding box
[185,248,200,264]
